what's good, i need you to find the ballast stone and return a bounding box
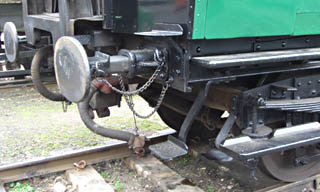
[66,166,114,192]
[125,155,204,192]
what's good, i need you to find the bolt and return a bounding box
[258,120,263,124]
[282,42,286,47]
[271,90,277,95]
[258,93,262,97]
[159,73,166,79]
[318,80,320,84]
[282,91,287,95]
[175,69,181,75]
[312,90,317,95]
[308,81,312,85]
[297,82,302,87]
[257,98,265,105]
[249,121,253,126]
[196,46,201,53]
[306,39,310,44]
[256,44,261,50]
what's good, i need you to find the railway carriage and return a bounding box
[0,0,34,79]
[4,0,320,182]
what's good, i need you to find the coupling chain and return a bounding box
[96,52,169,134]
[98,60,165,96]
[120,77,169,119]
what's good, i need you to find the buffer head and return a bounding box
[3,22,19,63]
[54,36,91,103]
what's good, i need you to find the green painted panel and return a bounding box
[193,0,208,39]
[294,0,320,35]
[193,0,320,39]
[193,0,296,39]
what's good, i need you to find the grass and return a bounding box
[175,155,191,166]
[8,182,34,192]
[100,171,109,179]
[208,185,215,192]
[114,178,125,191]
[0,85,168,164]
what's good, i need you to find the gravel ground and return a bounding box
[164,155,244,192]
[0,84,168,165]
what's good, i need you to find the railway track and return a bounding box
[0,129,175,184]
[0,130,320,192]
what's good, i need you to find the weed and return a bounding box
[234,182,240,187]
[208,185,215,192]
[180,158,189,166]
[100,171,109,179]
[114,162,120,170]
[114,178,124,191]
[8,182,34,192]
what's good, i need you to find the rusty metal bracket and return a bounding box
[73,160,87,169]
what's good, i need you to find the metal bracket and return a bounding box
[247,158,259,180]
[178,81,213,142]
[215,113,237,149]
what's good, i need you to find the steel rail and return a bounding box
[255,174,320,192]
[0,129,175,184]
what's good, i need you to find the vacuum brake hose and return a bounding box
[31,46,66,101]
[77,85,135,143]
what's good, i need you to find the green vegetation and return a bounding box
[100,171,109,179]
[8,182,34,192]
[0,86,168,164]
[207,185,215,192]
[114,178,124,191]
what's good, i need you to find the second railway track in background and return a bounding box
[0,129,319,192]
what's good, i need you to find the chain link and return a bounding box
[121,79,169,119]
[98,60,164,96]
[96,54,169,135]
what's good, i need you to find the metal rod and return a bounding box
[178,81,213,142]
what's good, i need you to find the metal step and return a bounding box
[149,135,188,160]
[192,48,320,69]
[259,97,320,113]
[221,122,320,159]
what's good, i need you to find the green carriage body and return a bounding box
[193,0,320,39]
